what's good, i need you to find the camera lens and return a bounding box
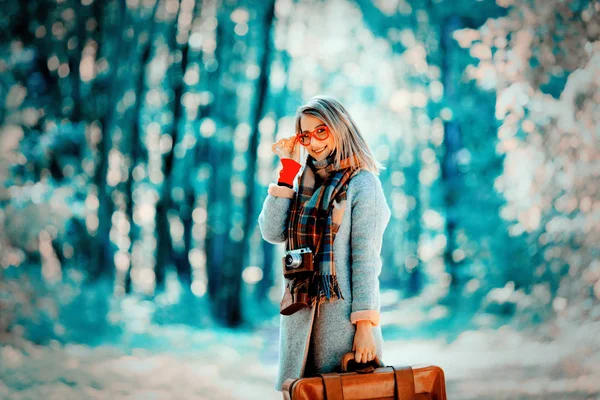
[285,253,302,268]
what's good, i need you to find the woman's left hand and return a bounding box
[352,320,377,363]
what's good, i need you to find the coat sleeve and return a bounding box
[257,183,295,244]
[349,172,391,327]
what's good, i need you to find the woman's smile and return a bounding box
[313,145,327,155]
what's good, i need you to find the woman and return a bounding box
[258,95,391,391]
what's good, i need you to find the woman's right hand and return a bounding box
[271,135,301,164]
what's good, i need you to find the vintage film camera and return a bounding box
[280,247,315,315]
[282,247,315,277]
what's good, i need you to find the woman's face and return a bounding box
[299,114,336,162]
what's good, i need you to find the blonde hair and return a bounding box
[294,95,385,175]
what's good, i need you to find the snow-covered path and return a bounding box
[2,317,599,400]
[1,326,277,400]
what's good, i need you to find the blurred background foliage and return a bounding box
[0,0,598,346]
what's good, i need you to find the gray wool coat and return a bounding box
[257,168,392,391]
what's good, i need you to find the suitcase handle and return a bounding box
[340,351,385,373]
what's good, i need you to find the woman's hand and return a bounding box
[352,320,377,363]
[271,135,301,164]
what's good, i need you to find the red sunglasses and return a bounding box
[295,125,330,146]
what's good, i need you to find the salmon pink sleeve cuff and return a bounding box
[350,310,380,326]
[277,158,302,188]
[268,183,295,199]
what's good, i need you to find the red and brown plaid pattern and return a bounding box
[286,151,361,314]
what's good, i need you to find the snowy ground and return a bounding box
[1,273,599,399]
[2,316,600,400]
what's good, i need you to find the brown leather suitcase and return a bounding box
[282,352,447,400]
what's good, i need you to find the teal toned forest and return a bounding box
[0,0,598,398]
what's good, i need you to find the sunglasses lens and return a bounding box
[314,128,328,140]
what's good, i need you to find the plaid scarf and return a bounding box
[286,150,361,315]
